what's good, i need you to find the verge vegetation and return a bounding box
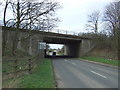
[18,59,55,88]
[3,58,55,88]
[81,56,119,66]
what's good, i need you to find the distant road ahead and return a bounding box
[53,58,118,88]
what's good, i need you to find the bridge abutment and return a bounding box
[64,42,81,58]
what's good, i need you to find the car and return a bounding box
[53,52,56,55]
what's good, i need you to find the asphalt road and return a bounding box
[52,58,118,88]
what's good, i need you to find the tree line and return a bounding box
[84,1,120,60]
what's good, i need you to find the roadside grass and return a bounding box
[57,53,64,55]
[3,48,55,88]
[18,59,55,88]
[80,56,119,66]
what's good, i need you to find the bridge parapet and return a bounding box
[39,29,80,36]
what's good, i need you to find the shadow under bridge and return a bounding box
[43,36,82,58]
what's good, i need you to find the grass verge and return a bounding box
[18,59,55,88]
[81,56,119,66]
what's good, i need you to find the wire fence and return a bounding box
[2,56,39,80]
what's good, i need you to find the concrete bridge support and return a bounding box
[64,42,81,58]
[30,35,45,58]
[64,40,95,58]
[80,39,95,56]
[1,26,45,58]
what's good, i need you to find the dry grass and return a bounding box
[2,56,38,88]
[3,78,20,88]
[85,47,118,60]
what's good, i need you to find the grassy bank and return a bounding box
[81,56,119,66]
[18,59,55,88]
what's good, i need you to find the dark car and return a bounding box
[53,52,56,55]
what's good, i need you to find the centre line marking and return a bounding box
[72,63,76,65]
[65,59,67,61]
[91,71,107,78]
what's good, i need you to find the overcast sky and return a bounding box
[50,0,114,49]
[55,0,113,32]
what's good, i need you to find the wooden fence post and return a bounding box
[14,59,18,77]
[28,59,32,74]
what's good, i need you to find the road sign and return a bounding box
[39,42,46,49]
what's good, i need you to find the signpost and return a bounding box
[39,42,46,49]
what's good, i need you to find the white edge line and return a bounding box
[91,71,107,78]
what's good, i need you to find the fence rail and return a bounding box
[3,56,39,80]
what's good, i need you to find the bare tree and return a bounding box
[104,1,120,36]
[2,0,61,55]
[104,1,120,60]
[85,11,100,33]
[2,0,11,56]
[7,0,60,28]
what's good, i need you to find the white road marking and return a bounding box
[71,63,77,65]
[65,59,67,61]
[91,71,107,78]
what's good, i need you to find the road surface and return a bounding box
[52,58,118,88]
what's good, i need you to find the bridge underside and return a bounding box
[43,37,81,58]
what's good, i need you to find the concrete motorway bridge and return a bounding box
[1,26,95,58]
